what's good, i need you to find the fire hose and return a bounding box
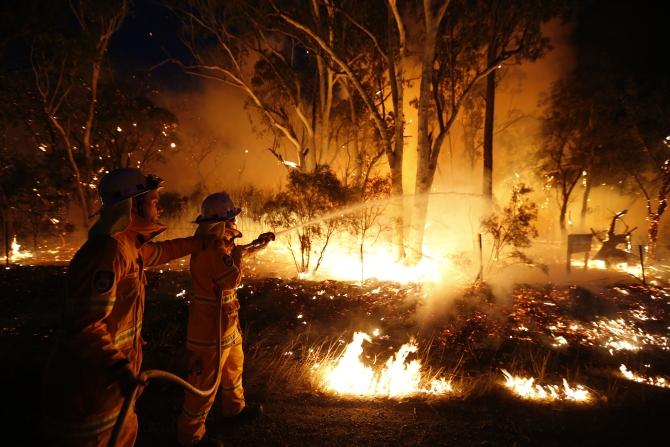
[107,232,275,447]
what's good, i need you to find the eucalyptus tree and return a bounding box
[275,0,409,258]
[410,0,561,260]
[30,0,129,227]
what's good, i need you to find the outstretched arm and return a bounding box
[142,236,201,267]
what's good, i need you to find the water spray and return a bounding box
[272,191,487,238]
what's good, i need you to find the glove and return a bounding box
[249,232,275,249]
[110,360,145,399]
[257,232,275,244]
[117,365,145,399]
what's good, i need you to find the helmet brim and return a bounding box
[193,207,242,224]
[94,178,164,216]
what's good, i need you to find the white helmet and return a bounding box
[194,192,241,223]
[98,168,164,211]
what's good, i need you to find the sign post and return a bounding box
[567,234,593,273]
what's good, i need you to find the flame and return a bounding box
[501,369,591,402]
[266,239,455,284]
[320,244,446,283]
[570,259,643,276]
[317,332,452,398]
[619,364,670,388]
[2,236,33,262]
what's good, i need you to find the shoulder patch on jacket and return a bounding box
[93,270,115,293]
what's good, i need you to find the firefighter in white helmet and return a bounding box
[177,192,273,447]
[43,168,211,447]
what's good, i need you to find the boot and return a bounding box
[220,403,263,425]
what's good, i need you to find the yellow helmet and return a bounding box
[98,168,164,211]
[194,192,242,223]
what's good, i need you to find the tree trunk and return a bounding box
[580,171,592,230]
[410,176,432,263]
[390,153,405,260]
[463,119,477,169]
[64,136,92,229]
[2,206,9,266]
[482,46,496,199]
[559,198,568,238]
[647,212,659,259]
[359,232,365,283]
[387,1,406,261]
[412,20,438,263]
[410,132,445,263]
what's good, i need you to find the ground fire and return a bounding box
[316,331,453,398]
[2,0,670,445]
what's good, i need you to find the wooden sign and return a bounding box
[567,234,592,254]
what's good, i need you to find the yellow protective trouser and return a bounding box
[176,343,246,446]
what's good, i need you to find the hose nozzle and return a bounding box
[249,232,275,248]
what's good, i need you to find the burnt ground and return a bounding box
[2,265,670,446]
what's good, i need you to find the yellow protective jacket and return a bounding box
[186,240,243,351]
[43,221,197,441]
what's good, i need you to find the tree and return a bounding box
[619,87,670,258]
[410,0,559,261]
[275,0,408,259]
[263,165,346,274]
[481,183,540,273]
[346,175,392,281]
[170,0,347,172]
[570,1,670,256]
[158,191,189,224]
[93,85,179,170]
[536,77,590,237]
[478,0,557,199]
[30,0,129,228]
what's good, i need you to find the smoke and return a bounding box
[153,83,285,196]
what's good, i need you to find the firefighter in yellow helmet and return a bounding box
[177,192,273,447]
[43,168,209,447]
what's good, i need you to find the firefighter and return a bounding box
[43,168,209,447]
[177,192,273,447]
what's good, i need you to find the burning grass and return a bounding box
[232,273,670,408]
[4,265,670,445]
[500,369,592,402]
[619,364,670,389]
[243,331,457,400]
[316,331,453,398]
